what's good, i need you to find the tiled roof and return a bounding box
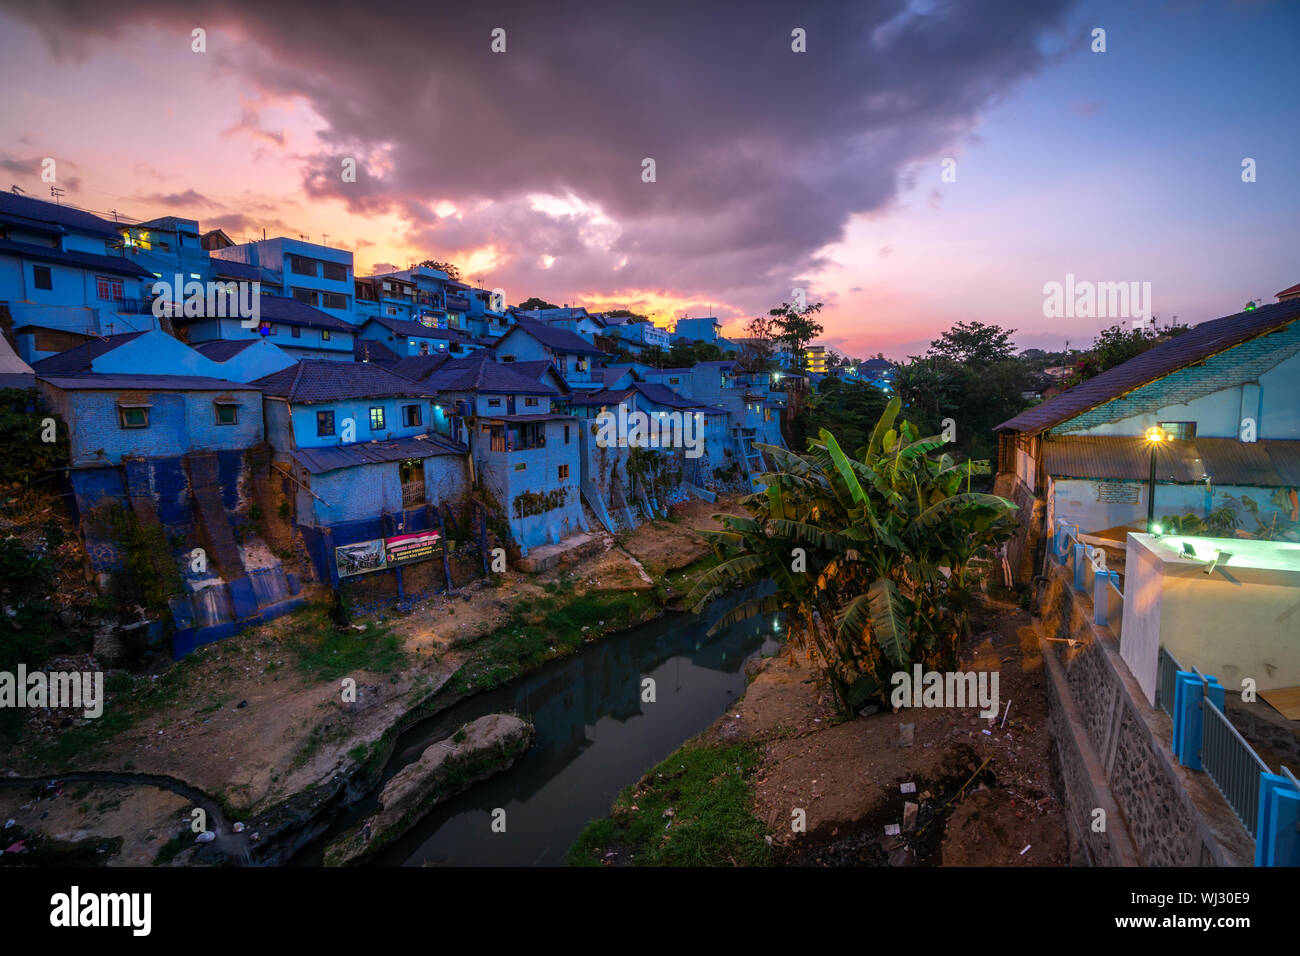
[398,352,558,396]
[390,354,452,382]
[354,339,402,365]
[170,294,353,332]
[31,332,148,374]
[0,238,155,278]
[0,194,122,239]
[504,318,605,356]
[362,316,471,340]
[38,373,254,391]
[997,301,1300,435]
[194,339,258,362]
[290,434,467,474]
[1042,435,1300,486]
[505,360,571,394]
[253,359,435,403]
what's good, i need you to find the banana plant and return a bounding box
[686,397,1019,713]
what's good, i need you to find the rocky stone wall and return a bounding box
[1037,569,1254,867]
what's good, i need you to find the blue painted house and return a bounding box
[0,194,160,360]
[355,315,481,358]
[399,351,587,556]
[170,293,355,361]
[253,360,471,584]
[493,317,606,392]
[210,236,355,324]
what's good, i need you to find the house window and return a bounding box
[668,377,680,385]
[322,262,348,282]
[419,342,429,356]
[33,265,52,291]
[369,406,386,431]
[402,404,422,427]
[514,462,526,472]
[291,325,301,338]
[488,399,502,408]
[321,330,332,341]
[118,406,149,429]
[289,255,318,276]
[317,410,335,437]
[524,397,539,407]
[386,306,398,316]
[214,403,238,425]
[500,355,515,363]
[95,276,125,301]
[564,425,571,445]
[558,464,570,480]
[1159,421,1196,440]
[292,288,319,306]
[321,292,348,311]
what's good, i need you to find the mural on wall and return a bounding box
[336,539,386,578]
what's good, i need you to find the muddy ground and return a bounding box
[0,496,738,866]
[707,598,1068,866]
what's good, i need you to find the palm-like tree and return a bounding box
[687,398,1018,712]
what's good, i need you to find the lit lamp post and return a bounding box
[1145,425,1167,533]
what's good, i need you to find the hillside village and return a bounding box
[2,189,1299,872]
[0,192,833,657]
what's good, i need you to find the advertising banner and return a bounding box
[384,530,442,567]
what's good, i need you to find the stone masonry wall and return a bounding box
[1038,568,1254,866]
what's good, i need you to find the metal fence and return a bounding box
[1199,683,1270,833]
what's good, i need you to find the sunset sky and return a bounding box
[1,0,1296,359]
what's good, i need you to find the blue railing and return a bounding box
[1167,662,1299,864]
[1051,521,1297,863]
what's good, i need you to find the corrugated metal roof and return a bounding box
[1042,435,1300,486]
[998,300,1300,435]
[290,434,467,474]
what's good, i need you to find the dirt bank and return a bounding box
[0,496,739,866]
[576,598,1070,866]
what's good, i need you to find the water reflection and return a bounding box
[350,586,778,866]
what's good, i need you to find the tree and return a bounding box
[517,296,559,311]
[687,398,1018,712]
[926,321,1015,366]
[0,388,68,489]
[736,313,780,372]
[418,259,461,281]
[1066,321,1188,386]
[793,375,891,455]
[892,321,1034,466]
[768,301,824,368]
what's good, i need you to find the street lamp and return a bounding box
[1145,425,1167,533]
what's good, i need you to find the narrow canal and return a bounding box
[297,586,780,866]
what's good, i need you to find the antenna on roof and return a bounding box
[50,185,65,204]
[10,185,24,195]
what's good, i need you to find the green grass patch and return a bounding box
[450,587,655,694]
[568,741,772,867]
[284,606,407,681]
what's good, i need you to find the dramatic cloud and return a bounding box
[2,0,1078,318]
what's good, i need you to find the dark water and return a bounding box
[299,586,780,867]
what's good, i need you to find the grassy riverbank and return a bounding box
[569,739,772,866]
